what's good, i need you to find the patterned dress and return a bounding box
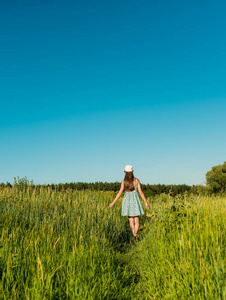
[121,184,144,217]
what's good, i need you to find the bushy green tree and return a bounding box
[206,161,226,193]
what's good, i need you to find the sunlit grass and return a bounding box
[131,194,226,299]
[0,187,136,299]
[0,187,225,299]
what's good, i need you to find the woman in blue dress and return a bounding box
[109,165,150,241]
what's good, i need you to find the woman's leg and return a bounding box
[134,216,139,235]
[128,217,135,235]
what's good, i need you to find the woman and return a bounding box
[109,165,150,241]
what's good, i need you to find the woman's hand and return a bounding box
[109,180,124,208]
[145,203,150,209]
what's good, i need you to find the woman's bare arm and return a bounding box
[137,179,150,209]
[109,180,124,208]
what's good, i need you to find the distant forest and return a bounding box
[0,178,208,196]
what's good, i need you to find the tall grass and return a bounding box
[131,194,226,299]
[0,187,225,299]
[0,187,136,299]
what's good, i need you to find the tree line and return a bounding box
[1,161,225,195]
[0,177,207,196]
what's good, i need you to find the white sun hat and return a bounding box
[123,165,133,172]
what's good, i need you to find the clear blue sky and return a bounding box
[1,0,225,185]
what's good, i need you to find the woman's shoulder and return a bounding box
[134,178,140,185]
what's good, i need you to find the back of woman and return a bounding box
[109,165,149,241]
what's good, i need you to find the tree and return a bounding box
[206,161,226,193]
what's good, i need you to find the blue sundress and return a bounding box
[121,184,144,217]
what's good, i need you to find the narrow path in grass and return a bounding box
[108,215,152,299]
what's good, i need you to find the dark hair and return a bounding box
[124,172,135,191]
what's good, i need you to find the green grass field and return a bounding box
[0,187,225,299]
